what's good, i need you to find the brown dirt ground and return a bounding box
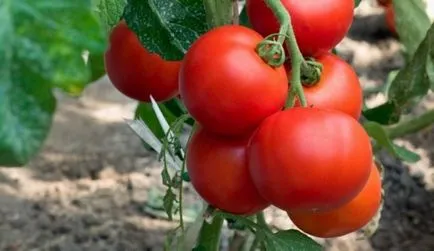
[1,1,434,250]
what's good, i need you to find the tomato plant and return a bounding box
[246,0,354,56]
[186,127,269,215]
[105,21,181,102]
[288,52,363,119]
[3,0,434,250]
[385,3,397,34]
[288,163,382,238]
[248,107,373,212]
[180,25,288,136]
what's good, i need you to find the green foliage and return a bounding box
[0,0,106,166]
[123,0,208,60]
[264,230,322,251]
[364,122,421,163]
[94,0,127,31]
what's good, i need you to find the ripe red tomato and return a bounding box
[385,4,397,34]
[248,107,372,212]
[187,127,269,215]
[179,25,288,137]
[288,163,382,238]
[377,0,391,7]
[246,0,354,56]
[105,21,180,102]
[289,53,363,119]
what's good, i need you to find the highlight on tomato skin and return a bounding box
[287,163,382,238]
[104,21,181,103]
[186,127,270,215]
[248,107,373,213]
[288,52,363,119]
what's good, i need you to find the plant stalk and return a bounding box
[387,109,434,139]
[264,0,307,107]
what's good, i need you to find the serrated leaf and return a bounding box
[0,0,106,166]
[126,119,182,170]
[96,0,126,31]
[364,122,421,163]
[263,230,321,251]
[124,0,208,60]
[394,0,431,57]
[161,167,172,187]
[163,188,177,221]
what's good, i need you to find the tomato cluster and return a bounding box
[105,0,382,239]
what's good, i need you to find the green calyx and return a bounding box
[300,58,323,87]
[256,34,288,67]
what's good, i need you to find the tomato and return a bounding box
[105,21,180,102]
[246,0,354,56]
[179,25,288,137]
[377,0,391,7]
[385,4,397,34]
[288,163,382,238]
[248,107,372,212]
[186,127,269,215]
[289,53,363,119]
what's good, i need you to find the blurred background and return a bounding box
[1,0,434,250]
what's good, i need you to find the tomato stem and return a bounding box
[387,109,434,139]
[263,0,308,107]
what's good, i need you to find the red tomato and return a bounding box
[246,0,354,56]
[288,163,382,238]
[289,53,363,119]
[179,25,288,137]
[385,4,397,34]
[105,21,180,102]
[248,107,372,212]
[187,127,269,215]
[377,0,391,7]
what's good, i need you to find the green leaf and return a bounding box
[0,0,106,166]
[355,0,362,8]
[239,6,251,28]
[134,102,177,142]
[362,101,401,125]
[88,52,106,82]
[387,23,434,110]
[161,167,172,187]
[363,122,421,163]
[95,0,127,31]
[393,144,421,162]
[0,74,56,166]
[163,187,177,221]
[394,0,431,57]
[263,230,321,251]
[124,0,208,60]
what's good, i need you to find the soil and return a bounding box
[1,1,434,251]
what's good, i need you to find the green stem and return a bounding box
[195,214,224,251]
[256,212,268,230]
[264,0,289,44]
[387,109,434,139]
[263,0,307,107]
[285,27,307,107]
